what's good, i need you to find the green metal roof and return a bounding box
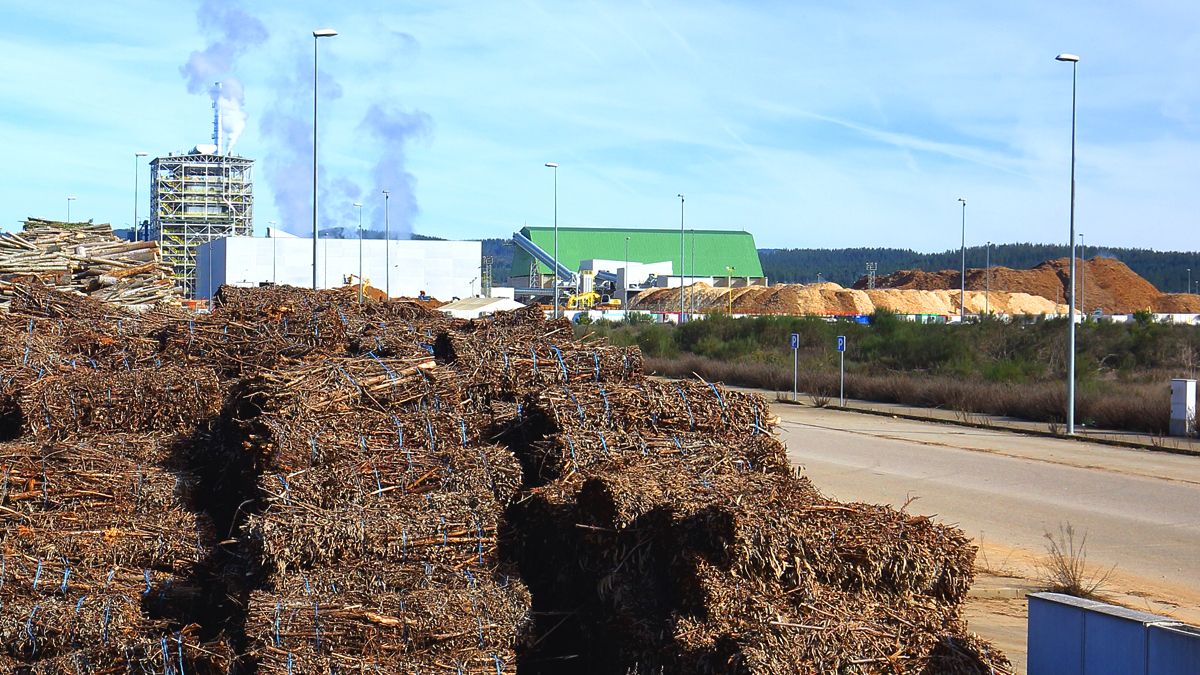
[511,226,764,279]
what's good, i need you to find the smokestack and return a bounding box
[212,81,223,154]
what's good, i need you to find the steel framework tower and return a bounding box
[149,147,253,297]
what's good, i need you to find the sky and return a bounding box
[2,0,1198,252]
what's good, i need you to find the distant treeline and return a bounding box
[760,244,1200,293]
[418,236,1199,294]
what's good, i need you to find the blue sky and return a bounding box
[2,0,1198,251]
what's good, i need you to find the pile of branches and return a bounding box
[0,282,1010,673]
[0,219,181,310]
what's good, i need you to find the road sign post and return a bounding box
[836,335,846,406]
[790,333,800,401]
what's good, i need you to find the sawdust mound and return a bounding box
[859,257,1194,315]
[632,283,1066,316]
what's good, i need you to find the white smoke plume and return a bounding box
[180,0,267,153]
[359,103,432,239]
[261,38,432,238]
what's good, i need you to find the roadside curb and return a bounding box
[774,397,1200,459]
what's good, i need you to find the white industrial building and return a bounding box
[195,235,482,301]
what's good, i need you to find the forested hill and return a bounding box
[760,244,1200,293]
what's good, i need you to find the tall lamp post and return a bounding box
[312,28,338,290]
[544,162,559,318]
[1057,52,1080,435]
[1187,268,1192,296]
[957,197,967,322]
[133,152,147,241]
[382,189,391,299]
[985,241,991,316]
[726,266,735,314]
[66,196,76,224]
[268,220,278,285]
[354,202,364,303]
[624,236,630,308]
[677,194,685,322]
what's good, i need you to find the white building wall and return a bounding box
[196,237,482,301]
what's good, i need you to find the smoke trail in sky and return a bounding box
[180,0,267,153]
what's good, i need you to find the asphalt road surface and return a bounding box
[774,402,1200,615]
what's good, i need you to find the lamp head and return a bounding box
[314,28,338,38]
[135,151,148,157]
[958,198,966,205]
[381,189,390,196]
[544,162,558,168]
[1055,53,1080,62]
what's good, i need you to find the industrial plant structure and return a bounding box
[148,146,254,297]
[195,235,482,302]
[508,226,766,306]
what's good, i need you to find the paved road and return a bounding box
[773,402,1200,613]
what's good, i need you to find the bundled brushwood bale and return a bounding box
[0,614,232,673]
[245,567,529,673]
[523,378,777,439]
[671,564,1009,674]
[511,426,792,486]
[434,311,643,396]
[509,455,998,674]
[20,364,222,440]
[0,437,197,516]
[247,459,514,576]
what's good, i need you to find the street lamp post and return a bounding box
[382,189,391,299]
[133,152,147,241]
[544,163,559,319]
[312,28,338,290]
[985,241,991,316]
[1187,268,1192,295]
[726,266,735,314]
[268,220,278,285]
[958,197,967,322]
[677,194,685,322]
[624,236,630,308]
[354,202,364,304]
[1057,52,1080,435]
[66,196,76,224]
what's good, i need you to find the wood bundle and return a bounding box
[245,568,528,673]
[20,365,223,441]
[0,219,181,311]
[434,309,643,397]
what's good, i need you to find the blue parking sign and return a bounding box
[836,335,846,352]
[790,333,799,350]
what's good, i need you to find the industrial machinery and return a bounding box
[565,291,622,310]
[511,231,620,307]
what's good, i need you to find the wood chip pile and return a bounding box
[0,218,181,311]
[0,281,1010,674]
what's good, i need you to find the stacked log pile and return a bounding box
[0,218,180,310]
[0,280,1010,674]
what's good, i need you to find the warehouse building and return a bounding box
[509,225,765,292]
[195,235,482,302]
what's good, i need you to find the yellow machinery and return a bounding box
[566,291,622,310]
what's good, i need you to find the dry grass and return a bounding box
[1037,522,1115,599]
[644,356,1173,434]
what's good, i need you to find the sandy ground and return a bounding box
[768,400,1200,672]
